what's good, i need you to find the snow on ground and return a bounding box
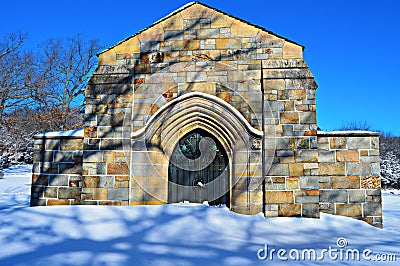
[0,165,399,265]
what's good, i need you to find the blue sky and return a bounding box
[1,0,399,135]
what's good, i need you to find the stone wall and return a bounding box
[31,130,83,206]
[83,70,132,205]
[318,131,382,227]
[262,60,318,218]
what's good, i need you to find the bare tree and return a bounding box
[0,31,26,59]
[33,35,101,130]
[339,120,372,131]
[0,32,33,121]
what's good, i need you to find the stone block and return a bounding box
[277,150,294,157]
[349,190,366,203]
[289,89,306,100]
[113,36,140,54]
[59,163,82,175]
[318,163,345,176]
[45,139,60,150]
[47,199,70,206]
[30,199,47,206]
[289,163,304,176]
[366,189,381,196]
[49,175,69,186]
[116,175,129,182]
[303,163,318,169]
[32,174,48,186]
[371,163,380,175]
[295,195,319,204]
[83,151,103,162]
[91,188,108,200]
[44,187,58,198]
[100,139,124,150]
[108,188,129,201]
[286,177,299,190]
[100,176,114,188]
[211,12,233,28]
[300,112,316,124]
[282,42,303,59]
[137,24,164,42]
[361,176,381,189]
[172,40,200,50]
[319,203,334,214]
[320,190,348,203]
[346,163,371,176]
[265,191,294,204]
[299,176,319,189]
[306,190,319,196]
[186,81,216,92]
[215,38,241,49]
[280,112,299,124]
[278,204,301,217]
[273,138,290,150]
[302,204,319,218]
[60,139,83,151]
[197,28,219,39]
[83,176,100,188]
[336,150,359,162]
[332,176,360,189]
[290,138,309,150]
[54,152,75,163]
[231,20,259,37]
[371,137,379,149]
[336,204,362,217]
[318,151,335,163]
[360,155,380,163]
[98,51,116,65]
[164,30,184,41]
[264,79,285,91]
[267,164,289,176]
[107,163,129,175]
[193,50,220,61]
[330,137,346,149]
[264,210,279,217]
[58,187,81,199]
[347,137,371,149]
[33,151,54,163]
[161,14,184,31]
[295,150,318,163]
[180,4,214,19]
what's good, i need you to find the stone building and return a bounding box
[30,2,382,227]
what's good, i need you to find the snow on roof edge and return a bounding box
[317,130,380,136]
[34,128,84,139]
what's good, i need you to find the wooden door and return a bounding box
[168,129,229,206]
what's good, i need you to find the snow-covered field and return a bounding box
[0,165,399,265]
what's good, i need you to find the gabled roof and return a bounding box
[99,1,304,55]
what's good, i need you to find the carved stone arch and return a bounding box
[130,91,263,209]
[132,91,262,152]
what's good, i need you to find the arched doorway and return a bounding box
[168,129,230,207]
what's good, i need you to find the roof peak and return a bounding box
[99,1,303,55]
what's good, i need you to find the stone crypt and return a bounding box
[30,2,382,227]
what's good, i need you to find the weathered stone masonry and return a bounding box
[31,2,382,227]
[318,131,381,226]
